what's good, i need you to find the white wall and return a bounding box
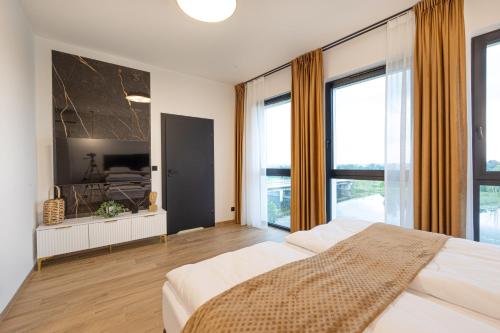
[34,38,235,224]
[0,0,36,313]
[264,1,500,97]
[263,26,386,100]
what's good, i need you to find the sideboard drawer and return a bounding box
[131,213,166,240]
[37,224,89,258]
[89,218,132,248]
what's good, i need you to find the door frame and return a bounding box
[161,113,168,213]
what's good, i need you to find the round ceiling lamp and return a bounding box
[176,0,237,23]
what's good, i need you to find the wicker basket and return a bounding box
[43,186,65,225]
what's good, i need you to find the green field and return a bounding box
[350,180,384,199]
[480,185,500,212]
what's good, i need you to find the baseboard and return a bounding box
[0,264,35,322]
[177,227,204,234]
[215,220,236,226]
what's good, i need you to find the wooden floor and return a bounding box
[0,223,287,333]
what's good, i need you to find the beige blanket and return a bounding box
[182,223,449,333]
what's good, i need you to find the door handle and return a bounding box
[478,126,484,140]
[167,169,177,177]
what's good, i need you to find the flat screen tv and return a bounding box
[55,138,150,185]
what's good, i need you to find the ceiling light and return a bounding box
[177,0,237,23]
[126,92,151,103]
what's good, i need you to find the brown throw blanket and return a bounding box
[182,223,449,333]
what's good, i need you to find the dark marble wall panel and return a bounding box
[52,51,151,218]
[59,183,152,217]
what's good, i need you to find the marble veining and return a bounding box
[52,51,151,218]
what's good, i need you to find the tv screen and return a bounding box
[55,138,150,185]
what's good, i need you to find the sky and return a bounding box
[264,77,386,169]
[266,101,291,168]
[334,76,385,167]
[487,42,500,162]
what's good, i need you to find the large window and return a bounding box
[265,93,291,230]
[472,29,500,245]
[326,67,386,222]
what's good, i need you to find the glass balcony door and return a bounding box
[325,67,386,222]
[265,93,291,230]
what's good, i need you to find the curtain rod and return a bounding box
[243,6,413,84]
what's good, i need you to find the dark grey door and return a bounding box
[161,114,215,234]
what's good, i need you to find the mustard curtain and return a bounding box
[234,83,245,225]
[413,0,467,237]
[291,49,326,232]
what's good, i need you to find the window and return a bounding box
[472,29,500,245]
[326,67,386,222]
[265,93,291,230]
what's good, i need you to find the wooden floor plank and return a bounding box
[0,224,287,333]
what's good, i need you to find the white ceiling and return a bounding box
[21,0,418,84]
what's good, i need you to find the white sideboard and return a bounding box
[36,209,167,270]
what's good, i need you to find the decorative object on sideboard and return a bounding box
[43,186,65,225]
[149,191,158,212]
[95,200,126,218]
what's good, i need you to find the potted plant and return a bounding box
[95,201,126,218]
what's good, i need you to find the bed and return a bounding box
[162,219,500,333]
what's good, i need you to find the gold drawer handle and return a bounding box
[144,215,156,218]
[55,226,72,230]
[104,220,118,223]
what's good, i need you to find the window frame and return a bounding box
[264,92,291,231]
[472,28,500,241]
[325,66,386,221]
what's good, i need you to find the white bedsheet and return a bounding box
[166,242,311,314]
[285,218,371,253]
[163,282,190,333]
[164,241,500,333]
[285,218,500,320]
